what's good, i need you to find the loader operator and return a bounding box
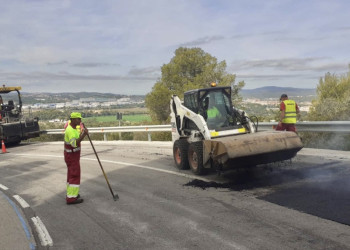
[276,94,299,132]
[64,112,89,205]
[203,95,226,129]
[203,96,221,119]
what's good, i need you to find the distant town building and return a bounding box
[24,97,145,109]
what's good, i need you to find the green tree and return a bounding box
[144,82,172,122]
[302,68,350,150]
[308,69,350,121]
[145,47,244,123]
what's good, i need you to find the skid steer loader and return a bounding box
[170,83,303,175]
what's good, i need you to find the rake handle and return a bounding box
[85,131,118,200]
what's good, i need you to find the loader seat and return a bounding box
[8,100,14,110]
[3,100,15,111]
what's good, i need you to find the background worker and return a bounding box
[276,94,300,132]
[64,112,88,205]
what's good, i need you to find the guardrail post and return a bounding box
[104,133,107,141]
[148,132,151,142]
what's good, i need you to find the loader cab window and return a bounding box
[199,88,237,130]
[184,93,198,113]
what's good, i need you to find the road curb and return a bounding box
[0,184,53,250]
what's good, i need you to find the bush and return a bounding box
[300,132,350,151]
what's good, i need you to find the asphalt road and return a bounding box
[1,141,350,250]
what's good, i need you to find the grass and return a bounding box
[84,114,151,123]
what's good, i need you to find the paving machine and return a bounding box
[170,83,303,175]
[0,85,40,144]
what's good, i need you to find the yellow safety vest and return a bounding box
[282,100,297,124]
[64,124,80,148]
[65,120,82,132]
[207,106,220,119]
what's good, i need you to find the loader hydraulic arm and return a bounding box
[171,95,211,140]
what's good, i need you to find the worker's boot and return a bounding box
[67,198,84,205]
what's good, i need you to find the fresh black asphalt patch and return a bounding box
[183,160,350,226]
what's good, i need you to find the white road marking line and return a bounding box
[13,195,30,208]
[31,216,53,247]
[13,153,211,182]
[0,183,9,190]
[81,157,211,182]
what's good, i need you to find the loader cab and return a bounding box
[0,86,23,122]
[184,86,240,130]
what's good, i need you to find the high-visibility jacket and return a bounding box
[282,99,297,124]
[64,124,81,152]
[207,106,220,119]
[64,120,83,133]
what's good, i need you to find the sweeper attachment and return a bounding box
[170,83,303,175]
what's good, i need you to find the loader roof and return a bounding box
[0,86,22,94]
[184,86,231,95]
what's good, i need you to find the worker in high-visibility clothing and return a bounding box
[275,94,300,132]
[64,112,88,205]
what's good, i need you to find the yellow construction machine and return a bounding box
[0,85,40,145]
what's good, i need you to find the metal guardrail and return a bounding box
[42,121,350,141]
[43,125,171,134]
[258,121,350,132]
[42,125,172,141]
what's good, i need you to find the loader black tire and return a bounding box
[173,139,189,170]
[188,141,205,175]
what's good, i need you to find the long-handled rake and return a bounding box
[84,127,119,201]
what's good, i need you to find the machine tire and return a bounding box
[173,139,189,170]
[188,141,205,175]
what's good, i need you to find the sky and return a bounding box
[0,0,349,95]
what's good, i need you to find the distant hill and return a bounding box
[19,92,145,105]
[240,86,316,100]
[16,86,316,104]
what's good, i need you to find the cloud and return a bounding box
[180,35,226,47]
[230,58,348,72]
[335,26,350,31]
[47,61,69,66]
[237,73,307,80]
[128,66,160,76]
[0,70,157,81]
[72,62,120,68]
[1,0,350,93]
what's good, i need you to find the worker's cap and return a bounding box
[70,112,82,119]
[280,94,288,100]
